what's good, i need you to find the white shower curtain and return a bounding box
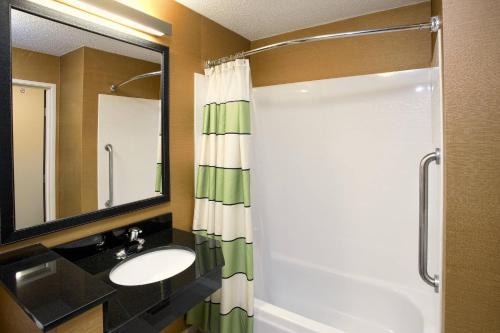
[188,59,254,333]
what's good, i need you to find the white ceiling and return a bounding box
[175,0,427,40]
[11,9,161,63]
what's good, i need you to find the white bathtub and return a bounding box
[253,255,438,333]
[254,299,345,333]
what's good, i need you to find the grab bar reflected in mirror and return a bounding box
[105,144,113,208]
[419,148,440,293]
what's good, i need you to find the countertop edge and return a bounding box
[0,244,117,332]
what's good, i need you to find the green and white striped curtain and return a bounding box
[188,59,253,333]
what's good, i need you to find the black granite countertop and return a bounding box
[54,215,223,332]
[0,214,223,333]
[0,244,116,331]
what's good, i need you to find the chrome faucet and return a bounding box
[128,227,144,243]
[115,227,145,260]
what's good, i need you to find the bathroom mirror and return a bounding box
[0,0,170,243]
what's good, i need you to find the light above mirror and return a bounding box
[28,0,171,37]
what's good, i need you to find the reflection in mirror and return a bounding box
[11,9,163,231]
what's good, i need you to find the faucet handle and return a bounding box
[115,248,127,260]
[128,227,142,242]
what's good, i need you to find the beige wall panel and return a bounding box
[250,3,431,87]
[441,0,500,332]
[12,48,60,84]
[59,48,85,217]
[200,16,251,62]
[168,51,199,232]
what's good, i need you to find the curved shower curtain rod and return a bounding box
[110,70,161,92]
[110,16,441,89]
[205,16,441,68]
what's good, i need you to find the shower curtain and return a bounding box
[188,59,254,333]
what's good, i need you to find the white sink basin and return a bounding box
[109,247,196,286]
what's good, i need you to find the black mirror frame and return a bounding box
[0,0,170,244]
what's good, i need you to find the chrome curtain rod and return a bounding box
[110,70,161,92]
[205,16,441,68]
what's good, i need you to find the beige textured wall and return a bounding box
[438,0,500,332]
[59,48,85,217]
[12,48,60,84]
[250,2,432,87]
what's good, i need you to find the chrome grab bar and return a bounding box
[105,144,113,208]
[419,148,440,293]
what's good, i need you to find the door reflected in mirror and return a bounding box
[11,8,164,231]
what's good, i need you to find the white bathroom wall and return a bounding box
[97,95,160,209]
[251,68,441,319]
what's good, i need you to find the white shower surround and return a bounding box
[97,95,161,209]
[250,68,443,333]
[193,65,443,333]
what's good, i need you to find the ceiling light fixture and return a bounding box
[29,0,171,37]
